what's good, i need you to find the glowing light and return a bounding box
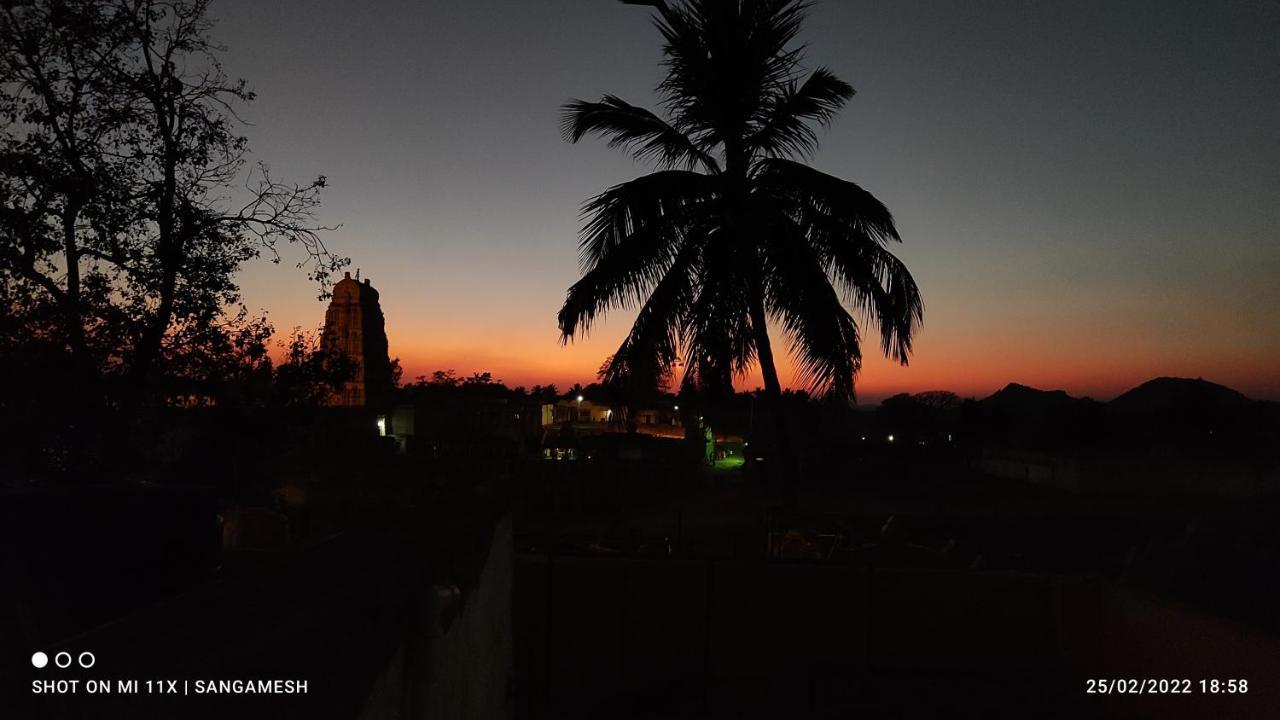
[888,434,895,443]
[376,416,387,437]
[576,395,584,402]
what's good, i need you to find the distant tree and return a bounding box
[161,307,274,405]
[463,371,501,387]
[270,328,355,407]
[424,370,461,387]
[529,384,559,400]
[598,353,668,431]
[404,369,519,401]
[878,392,923,421]
[0,0,344,405]
[913,390,962,412]
[388,358,403,388]
[878,390,962,442]
[558,0,922,408]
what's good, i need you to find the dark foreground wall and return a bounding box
[359,515,513,720]
[1100,586,1280,719]
[5,507,512,720]
[0,485,219,645]
[514,555,1280,719]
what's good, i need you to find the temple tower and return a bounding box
[320,272,392,407]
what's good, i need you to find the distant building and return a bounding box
[386,395,544,458]
[549,398,615,426]
[320,272,393,407]
[544,398,681,436]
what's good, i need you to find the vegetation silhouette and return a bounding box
[0,0,344,405]
[0,0,345,479]
[557,0,924,418]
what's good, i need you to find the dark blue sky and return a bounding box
[215,0,1280,399]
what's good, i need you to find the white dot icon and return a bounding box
[31,652,48,669]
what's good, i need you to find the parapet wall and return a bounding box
[980,446,1277,498]
[515,555,1280,718]
[360,515,513,720]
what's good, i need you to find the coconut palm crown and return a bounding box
[558,0,923,401]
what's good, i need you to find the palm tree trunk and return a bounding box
[730,119,797,498]
[748,293,782,398]
[748,281,797,502]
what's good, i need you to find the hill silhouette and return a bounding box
[978,382,1088,417]
[1109,376,1252,415]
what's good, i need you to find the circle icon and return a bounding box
[78,652,95,669]
[31,652,48,669]
[55,652,72,669]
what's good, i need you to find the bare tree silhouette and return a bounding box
[0,0,345,404]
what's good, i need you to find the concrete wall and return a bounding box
[515,555,1280,718]
[360,516,513,720]
[980,447,1276,498]
[515,556,1089,716]
[1097,585,1280,719]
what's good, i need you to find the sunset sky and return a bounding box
[214,0,1279,402]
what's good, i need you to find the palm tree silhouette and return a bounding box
[558,0,922,405]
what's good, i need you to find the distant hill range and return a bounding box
[980,377,1253,409]
[974,378,1276,493]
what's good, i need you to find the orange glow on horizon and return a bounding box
[262,279,1280,405]
[373,333,1280,404]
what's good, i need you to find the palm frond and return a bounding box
[750,67,854,158]
[680,230,755,393]
[757,159,922,364]
[577,170,717,272]
[560,95,719,171]
[656,0,811,145]
[829,242,922,364]
[599,240,701,387]
[761,218,862,399]
[559,193,715,341]
[755,158,899,243]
